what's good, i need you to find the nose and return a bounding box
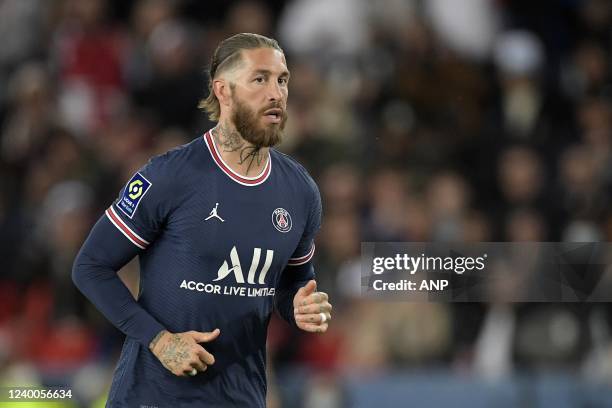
[267,80,283,102]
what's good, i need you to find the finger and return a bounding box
[196,347,215,366]
[191,328,220,343]
[181,366,203,377]
[177,366,193,377]
[297,280,317,298]
[308,280,317,293]
[294,302,332,315]
[189,357,207,372]
[297,322,328,333]
[295,302,332,315]
[295,313,331,324]
[294,280,316,307]
[300,291,328,306]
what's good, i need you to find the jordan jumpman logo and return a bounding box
[205,203,225,222]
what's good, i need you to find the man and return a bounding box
[72,33,331,407]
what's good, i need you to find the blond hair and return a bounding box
[198,33,284,121]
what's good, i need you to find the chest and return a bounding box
[162,179,306,285]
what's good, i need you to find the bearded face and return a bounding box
[230,92,287,148]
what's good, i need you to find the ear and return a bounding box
[213,78,231,107]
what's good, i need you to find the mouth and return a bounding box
[263,108,283,124]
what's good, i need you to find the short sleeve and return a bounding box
[287,180,322,266]
[105,158,173,250]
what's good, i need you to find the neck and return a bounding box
[212,121,269,177]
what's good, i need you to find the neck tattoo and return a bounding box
[213,123,265,174]
[213,123,244,152]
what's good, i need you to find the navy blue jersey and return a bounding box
[73,129,321,407]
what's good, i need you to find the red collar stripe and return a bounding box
[287,244,316,266]
[204,131,271,186]
[106,206,149,249]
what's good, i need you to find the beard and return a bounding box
[231,96,287,148]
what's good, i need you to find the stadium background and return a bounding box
[0,0,612,406]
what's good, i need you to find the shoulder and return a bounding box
[271,150,322,230]
[270,149,319,197]
[143,137,203,180]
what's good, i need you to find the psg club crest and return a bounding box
[272,208,292,233]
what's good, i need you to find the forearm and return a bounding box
[275,285,301,328]
[275,263,314,327]
[72,215,165,347]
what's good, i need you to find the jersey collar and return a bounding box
[204,130,272,186]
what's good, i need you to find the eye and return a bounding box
[254,76,265,83]
[278,77,288,85]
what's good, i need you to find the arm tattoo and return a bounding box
[158,334,191,371]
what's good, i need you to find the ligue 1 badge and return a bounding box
[118,172,152,218]
[272,208,292,233]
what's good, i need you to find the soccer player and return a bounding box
[72,33,332,407]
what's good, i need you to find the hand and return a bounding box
[293,280,332,333]
[149,329,220,376]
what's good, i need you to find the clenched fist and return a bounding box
[293,280,332,333]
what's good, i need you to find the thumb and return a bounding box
[191,328,220,343]
[300,280,317,296]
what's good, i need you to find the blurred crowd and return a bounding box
[1,0,612,406]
